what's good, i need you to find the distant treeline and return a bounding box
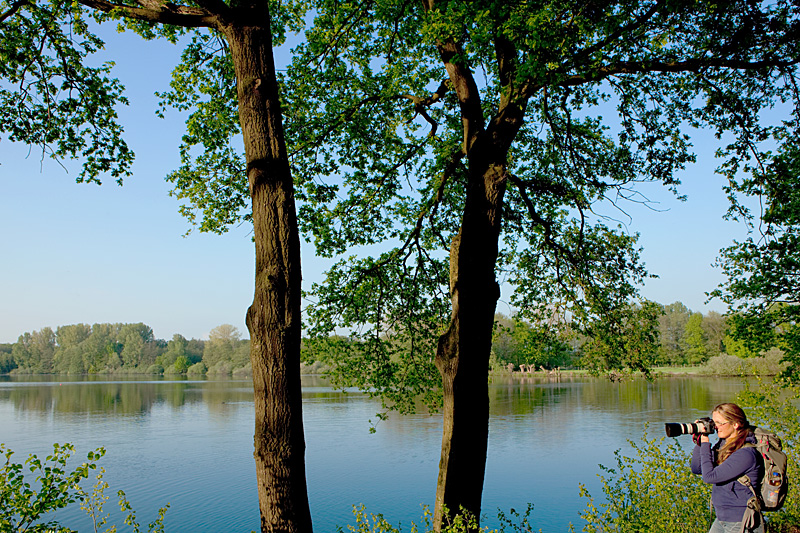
[0,301,773,376]
[0,323,250,376]
[491,301,747,370]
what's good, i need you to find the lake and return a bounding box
[0,374,749,532]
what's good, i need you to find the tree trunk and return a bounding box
[434,146,508,531]
[224,18,313,533]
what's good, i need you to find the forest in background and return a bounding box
[0,300,781,377]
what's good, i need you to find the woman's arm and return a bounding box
[699,446,755,484]
[691,443,703,475]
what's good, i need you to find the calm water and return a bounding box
[0,374,748,532]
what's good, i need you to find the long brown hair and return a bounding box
[713,403,750,463]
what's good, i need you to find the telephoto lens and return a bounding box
[665,418,715,437]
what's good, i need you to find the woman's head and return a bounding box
[712,403,750,462]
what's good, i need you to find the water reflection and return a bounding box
[489,374,750,418]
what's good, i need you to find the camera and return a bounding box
[665,417,716,437]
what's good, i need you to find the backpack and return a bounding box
[738,427,789,513]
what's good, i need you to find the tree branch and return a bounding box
[398,79,449,137]
[0,0,28,23]
[524,57,800,98]
[572,1,663,67]
[77,0,218,28]
[187,0,231,19]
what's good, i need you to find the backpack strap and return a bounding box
[739,496,764,533]
[738,473,762,511]
[738,444,764,513]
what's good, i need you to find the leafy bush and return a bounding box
[144,364,164,375]
[1,443,102,532]
[232,362,252,378]
[699,349,787,376]
[186,362,207,376]
[335,504,536,533]
[737,376,800,531]
[574,429,712,533]
[206,361,233,376]
[0,443,169,533]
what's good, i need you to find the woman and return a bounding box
[691,403,764,533]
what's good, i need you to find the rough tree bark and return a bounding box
[434,146,524,530]
[224,18,314,533]
[429,17,527,528]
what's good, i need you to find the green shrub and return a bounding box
[186,362,207,376]
[206,361,233,376]
[0,443,169,533]
[737,376,800,531]
[144,364,164,375]
[1,443,102,532]
[699,349,787,376]
[574,429,712,533]
[232,363,252,378]
[335,504,536,533]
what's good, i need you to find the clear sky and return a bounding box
[0,28,750,344]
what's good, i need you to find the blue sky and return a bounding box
[0,29,749,344]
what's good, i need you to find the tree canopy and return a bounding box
[712,140,800,375]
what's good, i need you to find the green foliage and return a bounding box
[737,375,800,530]
[0,443,170,533]
[655,302,692,365]
[0,0,133,183]
[0,442,104,532]
[186,362,207,375]
[117,488,169,533]
[580,301,662,375]
[712,132,800,377]
[336,504,536,533]
[281,0,800,407]
[684,313,709,365]
[302,330,443,415]
[575,429,713,533]
[2,322,256,376]
[491,314,576,370]
[698,349,787,376]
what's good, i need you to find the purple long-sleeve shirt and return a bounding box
[691,434,761,522]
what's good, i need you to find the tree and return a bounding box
[12,327,57,373]
[712,139,800,376]
[657,302,691,365]
[1,0,312,530]
[121,333,146,368]
[275,0,800,528]
[492,313,574,370]
[684,312,708,365]
[581,301,662,373]
[204,324,240,367]
[158,333,189,369]
[701,311,727,358]
[79,323,118,372]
